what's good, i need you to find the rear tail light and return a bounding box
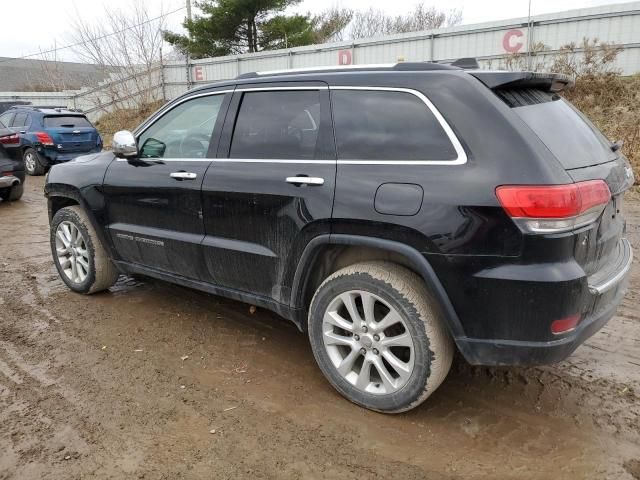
[496,180,611,233]
[35,132,54,146]
[0,133,19,145]
[551,314,581,335]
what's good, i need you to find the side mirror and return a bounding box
[112,130,138,158]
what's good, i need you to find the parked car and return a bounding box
[0,119,25,202]
[0,106,102,176]
[44,63,635,413]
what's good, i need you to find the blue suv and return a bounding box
[0,106,103,175]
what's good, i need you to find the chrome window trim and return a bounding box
[329,86,467,166]
[115,158,334,164]
[129,85,467,166]
[134,86,325,141]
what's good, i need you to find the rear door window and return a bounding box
[331,90,458,161]
[497,89,616,169]
[43,116,93,128]
[230,90,321,160]
[11,112,29,128]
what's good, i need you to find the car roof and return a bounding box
[7,106,85,116]
[189,62,464,93]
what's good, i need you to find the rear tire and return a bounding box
[0,184,24,201]
[50,206,119,294]
[308,261,454,413]
[24,148,46,176]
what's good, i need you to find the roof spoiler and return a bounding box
[469,71,574,93]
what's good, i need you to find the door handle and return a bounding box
[286,176,324,186]
[170,172,197,180]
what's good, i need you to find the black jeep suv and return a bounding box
[45,63,634,412]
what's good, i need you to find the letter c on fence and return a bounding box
[338,50,352,66]
[503,29,524,53]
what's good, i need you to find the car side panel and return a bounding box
[200,83,337,305]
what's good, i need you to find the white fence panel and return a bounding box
[1,2,639,121]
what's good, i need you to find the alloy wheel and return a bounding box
[322,290,415,395]
[55,221,90,284]
[24,152,36,173]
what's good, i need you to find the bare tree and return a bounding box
[550,38,622,78]
[18,47,97,92]
[311,7,354,43]
[349,4,462,40]
[490,38,622,78]
[68,0,167,113]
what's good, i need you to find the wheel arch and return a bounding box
[290,234,465,339]
[46,187,115,262]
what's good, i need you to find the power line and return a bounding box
[0,6,186,65]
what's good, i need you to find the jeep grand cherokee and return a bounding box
[44,63,634,412]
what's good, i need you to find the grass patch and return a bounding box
[564,74,640,183]
[95,101,165,148]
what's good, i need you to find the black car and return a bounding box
[44,63,634,413]
[0,119,24,202]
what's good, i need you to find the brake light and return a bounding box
[0,133,19,145]
[496,180,611,233]
[551,314,581,335]
[35,132,54,145]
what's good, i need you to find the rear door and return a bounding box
[200,83,336,304]
[103,90,231,280]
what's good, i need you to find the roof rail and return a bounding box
[10,105,83,113]
[236,62,459,79]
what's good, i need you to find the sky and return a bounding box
[0,0,630,62]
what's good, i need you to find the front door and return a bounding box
[201,83,336,304]
[103,90,231,280]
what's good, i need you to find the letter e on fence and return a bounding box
[502,29,524,53]
[194,66,204,82]
[338,50,352,66]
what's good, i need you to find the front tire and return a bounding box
[50,206,119,294]
[308,261,454,413]
[24,148,46,176]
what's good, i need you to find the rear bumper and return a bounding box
[0,174,22,188]
[40,148,102,164]
[453,238,632,366]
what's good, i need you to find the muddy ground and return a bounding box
[0,177,639,479]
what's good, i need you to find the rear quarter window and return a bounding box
[496,88,616,169]
[43,116,93,128]
[331,89,458,161]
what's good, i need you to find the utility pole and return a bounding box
[186,0,193,90]
[527,0,533,70]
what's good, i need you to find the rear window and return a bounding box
[331,90,457,161]
[497,88,616,169]
[230,90,321,160]
[43,116,93,128]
